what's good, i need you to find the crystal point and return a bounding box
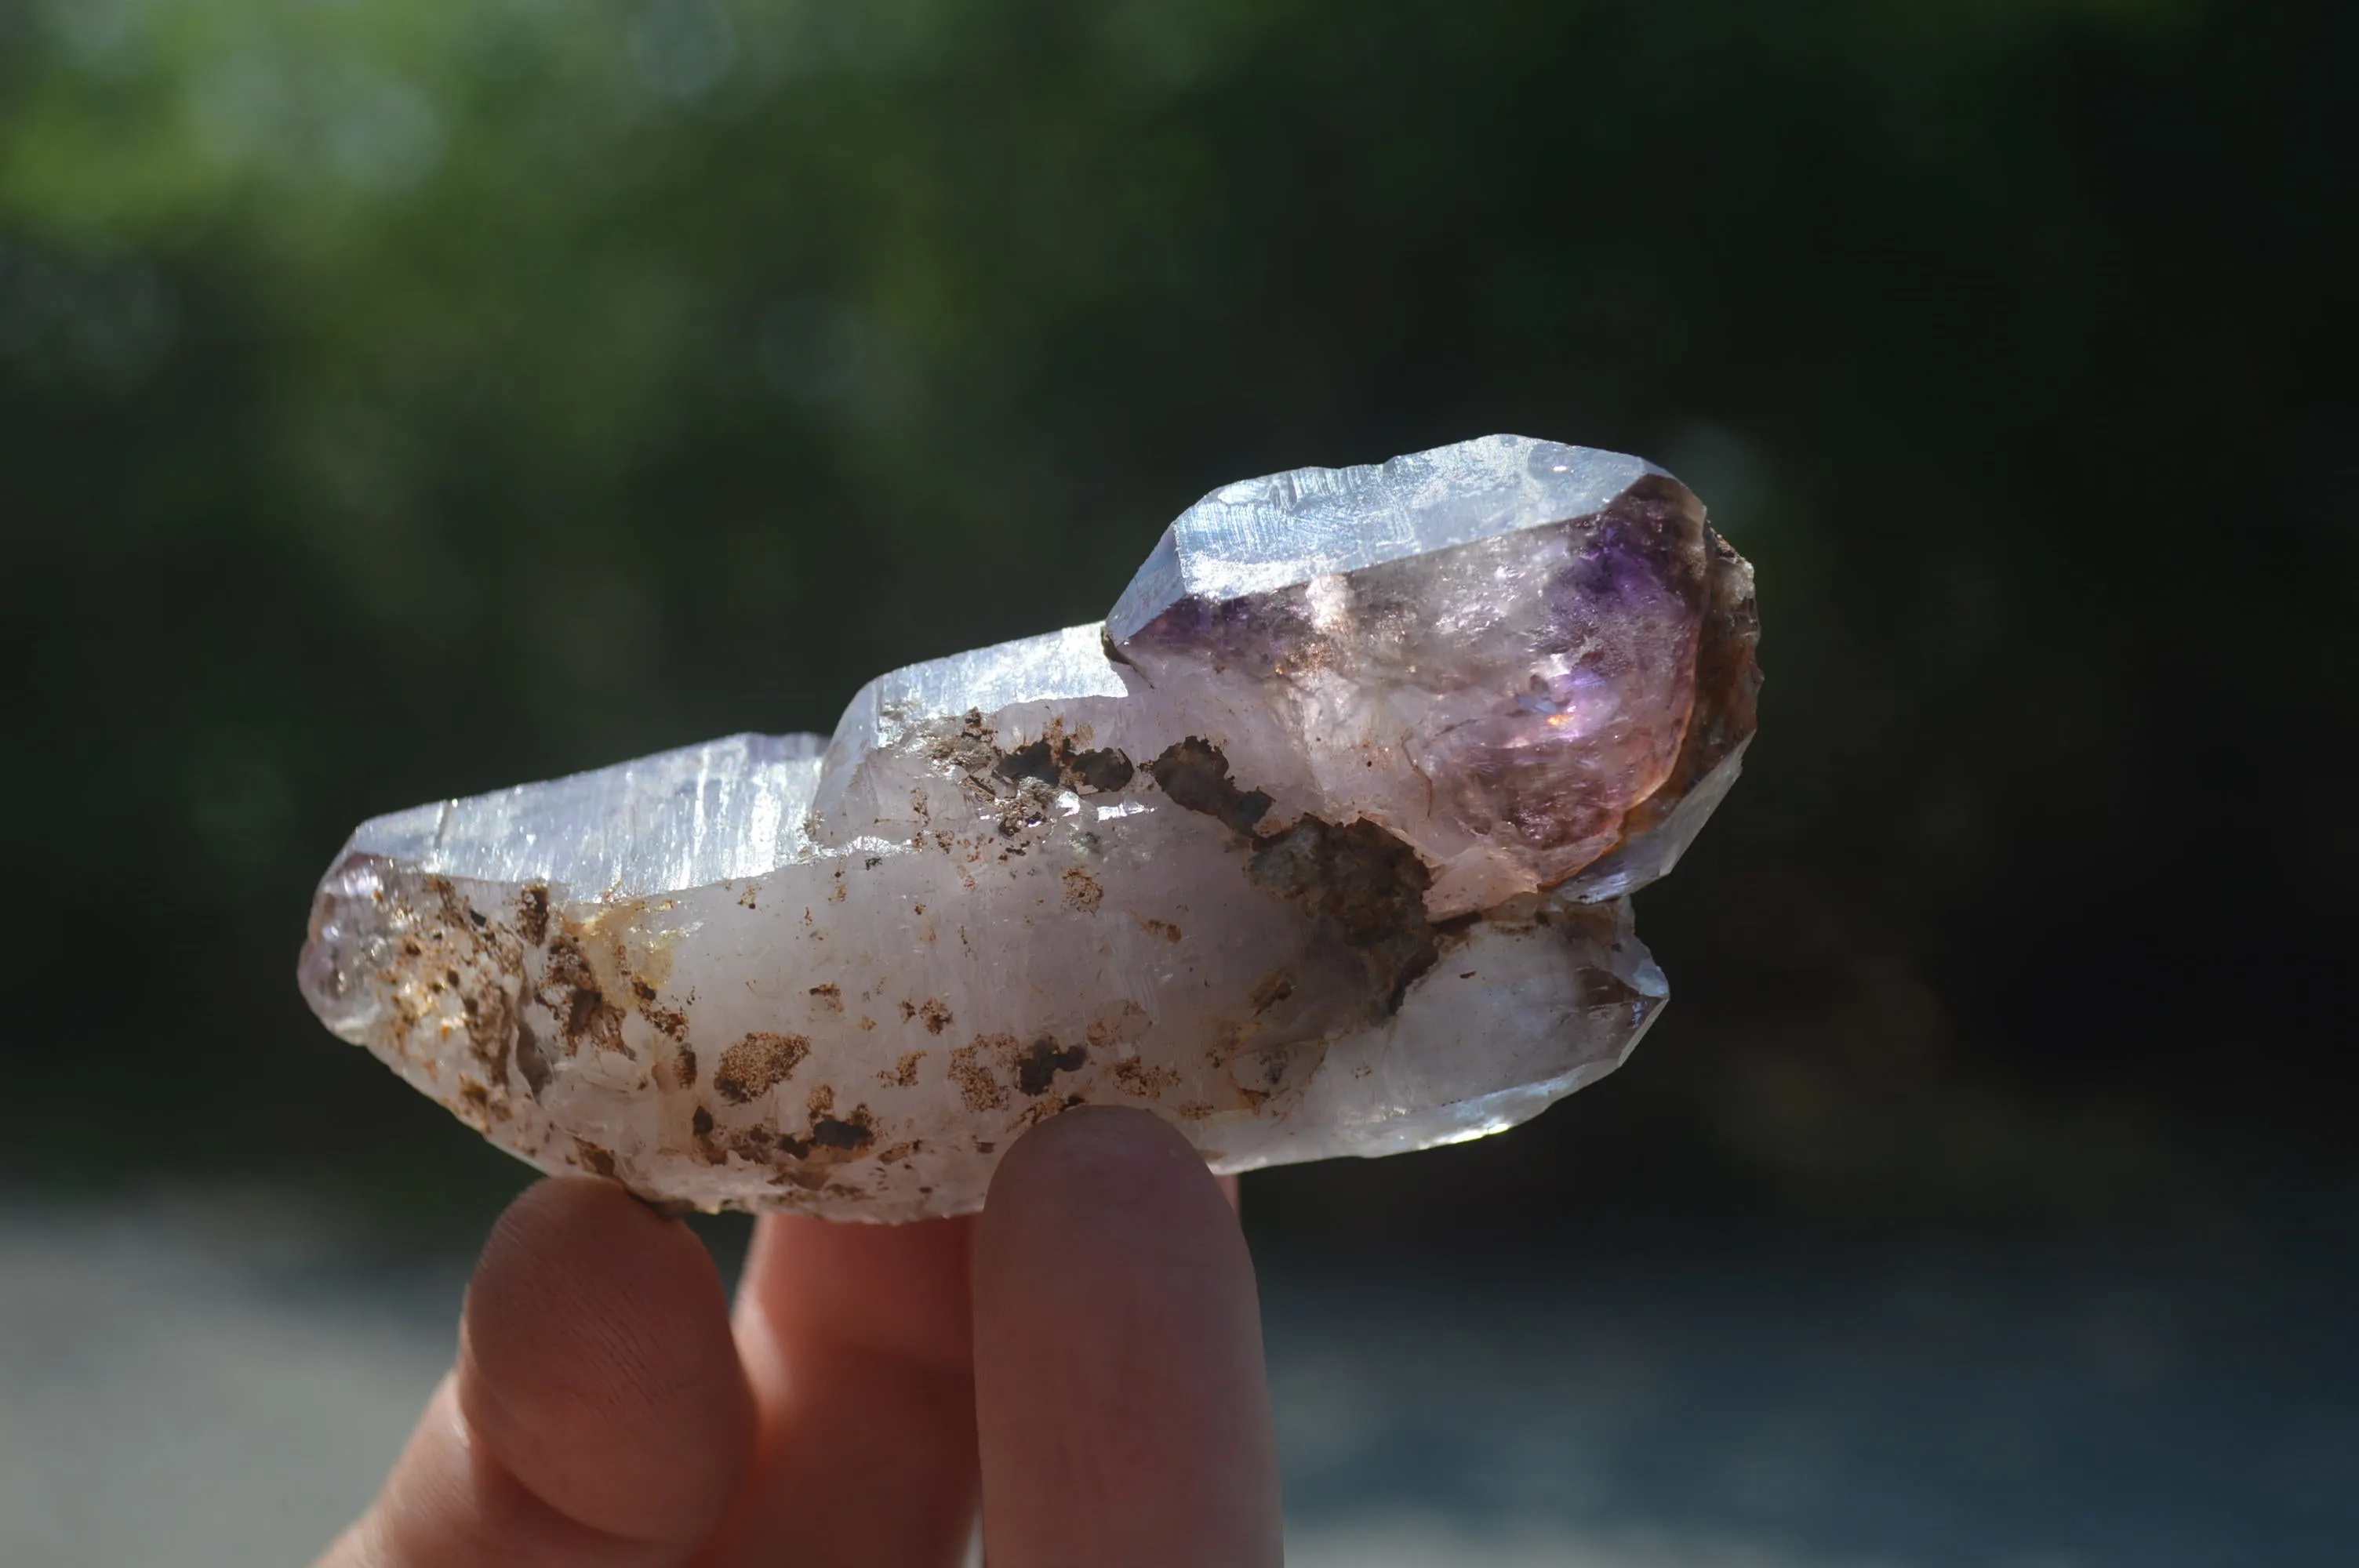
[299,436,1759,1219]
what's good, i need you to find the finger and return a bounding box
[972,1108,1283,1568]
[695,1214,979,1566]
[320,1178,754,1567]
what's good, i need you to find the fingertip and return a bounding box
[456,1178,754,1546]
[983,1104,1236,1253]
[740,1209,976,1374]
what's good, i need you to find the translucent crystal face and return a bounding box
[297,436,1759,1220]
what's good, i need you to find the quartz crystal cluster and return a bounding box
[299,436,1759,1220]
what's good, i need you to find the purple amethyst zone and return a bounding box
[1114,475,1726,909]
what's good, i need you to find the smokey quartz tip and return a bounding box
[299,436,1760,1221]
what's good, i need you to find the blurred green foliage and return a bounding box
[5,0,2354,1242]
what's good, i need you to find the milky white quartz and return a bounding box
[299,436,1759,1220]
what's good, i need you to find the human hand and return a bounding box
[318,1106,1282,1567]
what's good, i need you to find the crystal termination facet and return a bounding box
[297,436,1761,1220]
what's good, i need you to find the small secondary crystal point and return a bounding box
[298,435,1760,1220]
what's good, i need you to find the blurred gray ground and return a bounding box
[1,1190,2350,1567]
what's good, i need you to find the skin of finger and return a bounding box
[322,1374,692,1568]
[320,1178,755,1567]
[693,1214,980,1567]
[972,1107,1284,1568]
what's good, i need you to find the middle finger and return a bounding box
[694,1212,980,1566]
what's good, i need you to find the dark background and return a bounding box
[5,1,2354,1261]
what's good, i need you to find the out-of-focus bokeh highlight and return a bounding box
[2,2,2353,1563]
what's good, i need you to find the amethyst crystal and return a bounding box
[299,436,1759,1219]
